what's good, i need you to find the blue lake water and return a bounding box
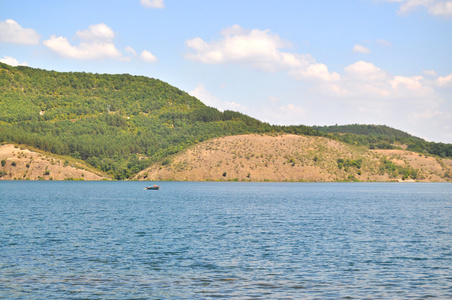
[0,181,451,299]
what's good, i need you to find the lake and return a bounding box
[0,181,451,299]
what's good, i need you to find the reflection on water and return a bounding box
[0,181,451,299]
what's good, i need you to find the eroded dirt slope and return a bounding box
[0,144,107,180]
[136,134,452,182]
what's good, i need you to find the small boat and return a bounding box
[145,184,160,190]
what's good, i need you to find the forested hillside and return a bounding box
[314,124,452,158]
[1,63,450,180]
[0,63,318,179]
[313,124,418,139]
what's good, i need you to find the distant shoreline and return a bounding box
[5,132,451,182]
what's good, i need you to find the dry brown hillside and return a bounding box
[136,134,452,182]
[0,144,107,180]
[2,134,452,182]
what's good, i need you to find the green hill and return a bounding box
[1,63,451,179]
[314,124,452,158]
[313,124,419,139]
[313,124,421,149]
[0,63,318,179]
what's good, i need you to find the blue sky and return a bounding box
[1,0,451,143]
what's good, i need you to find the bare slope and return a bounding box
[0,144,107,180]
[136,134,452,182]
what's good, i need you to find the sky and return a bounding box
[1,0,452,143]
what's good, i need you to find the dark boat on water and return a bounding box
[145,184,160,190]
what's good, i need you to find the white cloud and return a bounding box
[75,23,115,42]
[44,24,159,63]
[407,109,452,142]
[140,50,158,63]
[289,63,340,82]
[428,1,452,15]
[377,39,392,47]
[185,25,342,83]
[391,75,424,90]
[125,46,137,56]
[185,25,307,72]
[140,0,165,8]
[185,25,452,142]
[43,23,122,60]
[353,44,371,54]
[399,0,432,13]
[379,74,435,104]
[0,19,40,44]
[44,36,122,60]
[220,24,249,36]
[437,73,452,86]
[344,61,388,81]
[383,0,452,16]
[423,70,437,76]
[189,83,246,111]
[282,56,449,140]
[317,61,450,141]
[0,55,28,66]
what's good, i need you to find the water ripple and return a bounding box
[0,181,451,299]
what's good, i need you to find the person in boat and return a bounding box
[146,184,160,189]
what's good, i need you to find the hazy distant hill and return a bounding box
[314,124,452,158]
[312,124,420,139]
